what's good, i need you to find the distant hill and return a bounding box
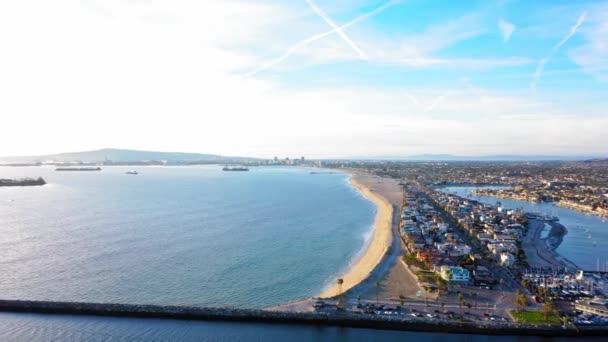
[405,154,606,161]
[0,148,257,163]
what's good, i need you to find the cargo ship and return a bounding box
[0,177,46,187]
[222,166,249,171]
[56,167,102,171]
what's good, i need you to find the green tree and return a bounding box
[521,279,530,289]
[541,299,558,322]
[514,290,529,312]
[457,293,464,313]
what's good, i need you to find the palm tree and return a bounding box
[374,281,381,305]
[457,293,464,313]
[356,295,361,306]
[337,278,344,309]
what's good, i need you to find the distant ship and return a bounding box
[56,167,102,171]
[222,166,249,171]
[125,170,139,175]
[0,177,46,187]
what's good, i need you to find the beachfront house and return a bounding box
[438,265,470,282]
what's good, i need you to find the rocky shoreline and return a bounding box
[1,299,607,337]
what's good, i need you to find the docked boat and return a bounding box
[222,166,249,171]
[126,170,138,175]
[56,167,102,171]
[0,177,46,187]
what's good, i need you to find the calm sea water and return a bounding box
[0,165,375,308]
[438,186,608,271]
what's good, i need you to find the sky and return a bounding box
[0,0,607,159]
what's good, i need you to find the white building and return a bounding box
[500,253,516,266]
[439,265,470,282]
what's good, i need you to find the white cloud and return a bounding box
[0,1,605,158]
[293,13,533,71]
[498,20,516,42]
[570,6,608,80]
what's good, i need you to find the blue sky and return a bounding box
[0,0,606,158]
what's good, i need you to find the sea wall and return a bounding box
[0,300,606,337]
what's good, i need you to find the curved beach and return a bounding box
[319,173,394,298]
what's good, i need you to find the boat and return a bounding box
[222,166,249,171]
[56,167,102,171]
[0,177,46,187]
[126,170,138,175]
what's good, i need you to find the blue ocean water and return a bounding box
[437,186,608,271]
[0,166,375,308]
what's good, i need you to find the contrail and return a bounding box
[306,0,368,60]
[531,12,587,90]
[421,90,454,114]
[554,12,587,51]
[404,93,420,108]
[245,0,399,77]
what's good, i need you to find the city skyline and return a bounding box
[1,0,607,158]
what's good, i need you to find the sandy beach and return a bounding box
[318,172,394,298]
[268,170,420,312]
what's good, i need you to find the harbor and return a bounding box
[438,185,608,272]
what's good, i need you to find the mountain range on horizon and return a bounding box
[0,148,258,163]
[348,153,608,162]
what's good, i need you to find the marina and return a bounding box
[437,185,608,272]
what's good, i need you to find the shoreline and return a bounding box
[466,186,608,219]
[521,219,578,270]
[318,173,394,298]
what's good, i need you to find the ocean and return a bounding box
[0,165,375,308]
[1,169,604,340]
[437,185,608,271]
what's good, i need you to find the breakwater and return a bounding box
[0,300,606,337]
